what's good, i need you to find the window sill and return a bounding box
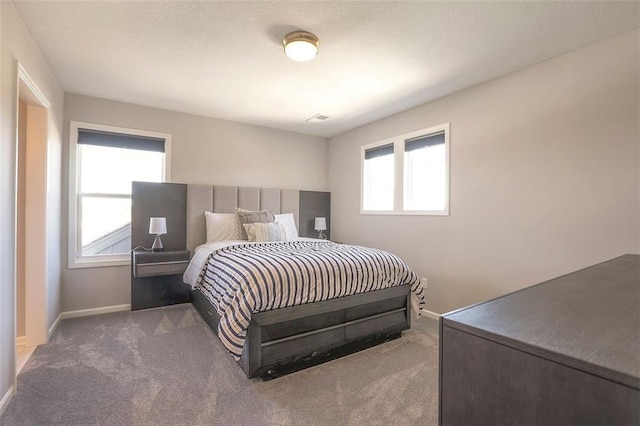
[360,209,449,216]
[68,256,131,269]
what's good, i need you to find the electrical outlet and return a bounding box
[420,277,428,289]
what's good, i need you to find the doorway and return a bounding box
[15,63,50,375]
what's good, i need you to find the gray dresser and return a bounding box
[439,254,639,425]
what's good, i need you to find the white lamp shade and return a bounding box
[314,217,327,231]
[149,217,167,235]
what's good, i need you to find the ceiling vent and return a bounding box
[306,114,329,122]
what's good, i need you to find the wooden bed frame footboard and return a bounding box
[191,284,412,379]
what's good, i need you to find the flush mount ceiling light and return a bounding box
[283,31,319,62]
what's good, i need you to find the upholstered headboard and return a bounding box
[131,182,330,254]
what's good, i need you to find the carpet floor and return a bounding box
[1,304,439,425]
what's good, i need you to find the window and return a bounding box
[69,121,170,268]
[363,143,394,211]
[361,123,449,215]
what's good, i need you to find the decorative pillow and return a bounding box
[274,213,298,241]
[205,211,241,242]
[236,207,275,240]
[243,222,287,242]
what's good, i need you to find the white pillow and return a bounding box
[243,222,287,242]
[205,211,241,242]
[274,213,298,241]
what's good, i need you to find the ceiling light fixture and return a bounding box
[283,31,319,62]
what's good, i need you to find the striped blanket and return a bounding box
[193,240,424,359]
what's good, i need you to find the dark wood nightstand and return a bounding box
[131,249,191,310]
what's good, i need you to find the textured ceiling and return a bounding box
[14,1,639,137]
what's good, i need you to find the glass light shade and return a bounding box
[283,31,319,62]
[285,41,317,61]
[149,217,167,235]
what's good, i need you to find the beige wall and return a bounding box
[24,104,52,345]
[329,30,640,314]
[0,1,63,409]
[62,94,329,312]
[17,100,26,337]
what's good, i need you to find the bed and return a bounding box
[178,183,425,379]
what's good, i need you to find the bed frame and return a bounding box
[192,284,411,379]
[131,182,414,379]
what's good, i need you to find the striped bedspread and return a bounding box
[192,240,424,359]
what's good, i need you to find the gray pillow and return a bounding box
[236,207,275,240]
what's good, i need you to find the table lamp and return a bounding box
[149,217,167,251]
[314,217,327,240]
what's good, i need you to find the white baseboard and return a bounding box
[0,385,14,417]
[49,313,62,338]
[420,309,440,320]
[15,336,26,346]
[45,305,131,339]
[59,304,131,321]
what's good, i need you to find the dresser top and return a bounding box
[443,254,640,388]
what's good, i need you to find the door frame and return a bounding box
[14,62,50,383]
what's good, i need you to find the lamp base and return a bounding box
[317,230,327,240]
[152,234,164,252]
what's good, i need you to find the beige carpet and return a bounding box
[1,303,439,425]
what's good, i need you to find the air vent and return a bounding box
[306,114,329,122]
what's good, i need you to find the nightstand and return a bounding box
[131,249,191,310]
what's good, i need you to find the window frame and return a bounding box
[68,121,171,269]
[360,122,450,216]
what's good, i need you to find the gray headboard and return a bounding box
[132,182,330,254]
